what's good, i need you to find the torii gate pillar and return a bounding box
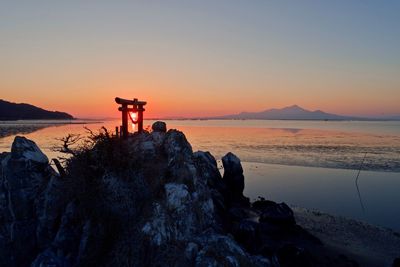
[115,97,147,138]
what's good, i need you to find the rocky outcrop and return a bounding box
[151,121,167,133]
[222,152,245,199]
[0,136,58,266]
[0,123,362,267]
[0,126,266,266]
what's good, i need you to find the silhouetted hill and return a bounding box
[213,105,361,120]
[383,115,400,120]
[0,99,74,120]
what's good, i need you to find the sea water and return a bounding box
[1,119,399,230]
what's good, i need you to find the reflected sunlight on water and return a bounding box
[1,119,399,171]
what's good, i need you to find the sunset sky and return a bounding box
[1,1,399,118]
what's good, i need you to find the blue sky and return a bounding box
[1,1,399,117]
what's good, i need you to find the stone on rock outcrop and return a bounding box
[164,129,193,162]
[252,198,277,210]
[228,206,259,222]
[152,121,167,133]
[193,151,231,229]
[165,183,190,213]
[231,219,259,253]
[141,174,214,247]
[222,152,245,198]
[194,233,270,267]
[193,151,222,188]
[150,131,165,147]
[259,202,295,226]
[11,136,48,164]
[0,136,59,267]
[185,242,199,261]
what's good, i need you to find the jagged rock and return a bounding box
[150,131,165,147]
[228,206,259,222]
[259,202,296,226]
[253,198,296,226]
[152,121,167,133]
[0,136,60,267]
[193,151,223,190]
[193,151,229,229]
[11,136,48,164]
[0,123,359,267]
[222,152,245,199]
[252,198,277,210]
[184,242,199,261]
[276,244,317,267]
[0,151,8,161]
[231,219,258,253]
[165,183,190,212]
[393,258,400,267]
[164,129,193,162]
[194,232,270,267]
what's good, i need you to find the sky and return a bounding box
[1,1,399,118]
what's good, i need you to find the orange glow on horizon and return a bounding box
[10,96,399,119]
[2,79,399,119]
[64,97,400,119]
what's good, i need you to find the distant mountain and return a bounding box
[391,116,400,120]
[382,115,400,120]
[0,99,74,120]
[213,105,361,120]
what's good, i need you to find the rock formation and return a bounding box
[0,123,361,266]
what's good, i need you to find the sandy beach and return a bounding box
[294,206,400,267]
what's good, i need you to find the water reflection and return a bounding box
[243,162,400,231]
[355,152,367,213]
[0,123,54,138]
[1,119,399,172]
[1,119,400,230]
[281,128,303,134]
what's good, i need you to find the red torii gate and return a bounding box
[115,97,147,138]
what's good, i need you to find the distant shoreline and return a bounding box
[13,117,396,122]
[0,119,103,124]
[0,120,103,139]
[148,117,400,122]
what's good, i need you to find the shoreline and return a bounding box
[241,161,400,232]
[293,206,400,267]
[0,119,103,125]
[0,120,103,138]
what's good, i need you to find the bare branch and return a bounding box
[54,133,83,156]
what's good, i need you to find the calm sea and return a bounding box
[1,119,400,230]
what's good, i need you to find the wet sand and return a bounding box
[294,206,400,267]
[0,124,54,138]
